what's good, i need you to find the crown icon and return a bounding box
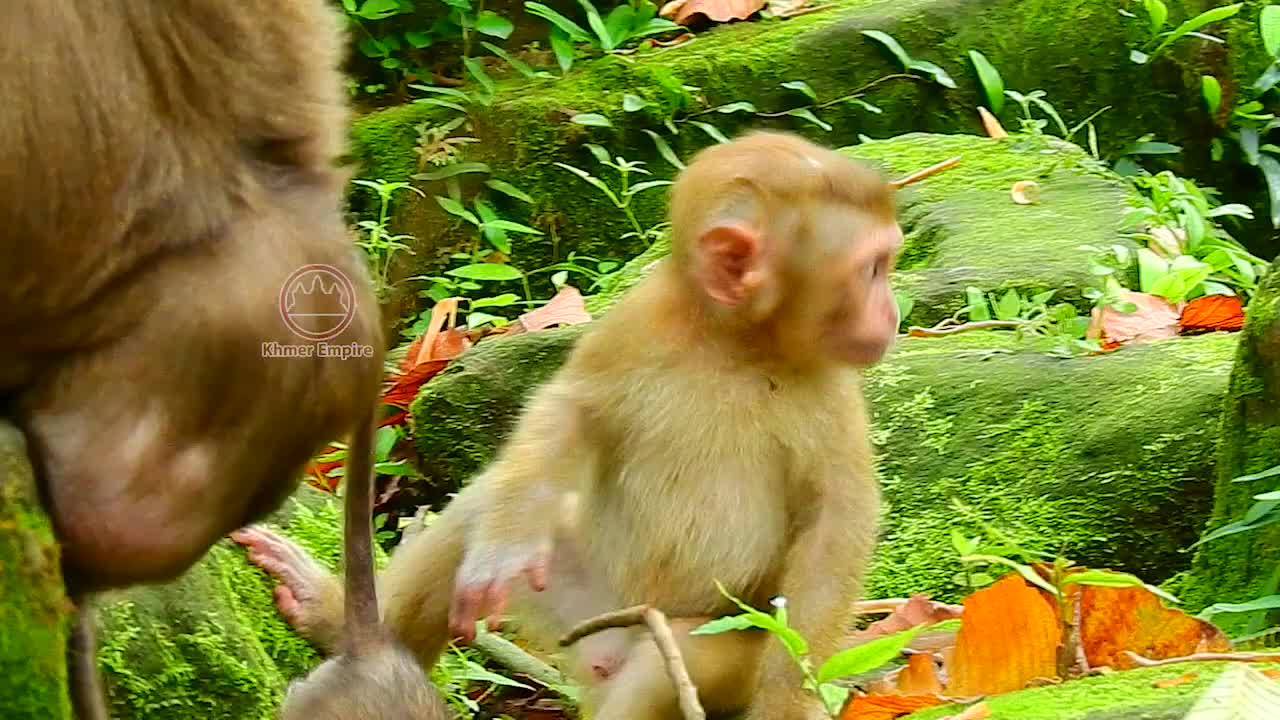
[279,265,356,341]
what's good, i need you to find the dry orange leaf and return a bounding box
[1086,290,1182,349]
[508,285,591,335]
[1153,672,1199,688]
[839,693,946,720]
[1180,294,1245,333]
[977,107,1008,139]
[660,0,765,24]
[1263,668,1280,681]
[1076,584,1231,670]
[896,653,944,696]
[944,573,1060,697]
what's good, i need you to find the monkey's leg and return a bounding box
[586,620,766,720]
[67,602,108,720]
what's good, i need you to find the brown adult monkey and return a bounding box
[0,1,383,716]
[237,130,902,720]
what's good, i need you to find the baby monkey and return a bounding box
[259,413,452,720]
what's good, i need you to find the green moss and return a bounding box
[98,489,345,720]
[0,423,73,720]
[904,660,1280,720]
[1180,257,1280,631]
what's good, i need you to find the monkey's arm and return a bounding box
[450,379,599,639]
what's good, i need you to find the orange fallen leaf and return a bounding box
[507,285,591,335]
[977,107,1007,139]
[1180,294,1245,333]
[1263,668,1280,680]
[1075,584,1232,670]
[1153,672,1198,688]
[944,573,1060,697]
[839,693,945,720]
[896,653,944,696]
[852,595,964,642]
[660,0,765,25]
[1086,290,1182,348]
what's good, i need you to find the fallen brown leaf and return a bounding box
[508,285,591,335]
[1263,668,1280,681]
[1180,294,1245,334]
[896,653,944,696]
[839,693,946,720]
[852,594,964,641]
[1153,672,1199,688]
[660,0,765,24]
[944,573,1060,697]
[977,107,1008,139]
[1075,584,1232,670]
[1086,290,1182,349]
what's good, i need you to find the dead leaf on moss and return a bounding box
[1153,672,1199,688]
[1075,584,1232,671]
[1010,180,1040,205]
[839,693,946,720]
[944,573,1060,697]
[660,0,765,24]
[506,285,592,336]
[1180,294,1246,334]
[1086,289,1182,349]
[852,595,965,642]
[977,107,1008,139]
[896,653,944,696]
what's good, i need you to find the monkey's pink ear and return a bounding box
[694,223,765,307]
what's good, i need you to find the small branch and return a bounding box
[473,629,567,692]
[889,156,962,190]
[560,605,706,720]
[1123,651,1280,668]
[851,598,910,615]
[908,320,1027,337]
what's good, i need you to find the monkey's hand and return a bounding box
[450,531,553,642]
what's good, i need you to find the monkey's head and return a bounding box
[280,640,452,720]
[669,131,903,370]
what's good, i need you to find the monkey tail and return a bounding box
[341,408,380,657]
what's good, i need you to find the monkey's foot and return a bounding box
[230,525,333,630]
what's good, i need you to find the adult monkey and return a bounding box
[0,1,384,716]
[237,130,902,719]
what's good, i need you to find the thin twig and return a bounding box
[560,605,706,720]
[473,628,566,690]
[1123,651,1280,667]
[889,156,962,190]
[907,320,1027,337]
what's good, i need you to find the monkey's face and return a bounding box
[812,216,903,368]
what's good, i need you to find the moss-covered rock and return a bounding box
[0,421,73,720]
[1178,256,1280,632]
[902,660,1280,720]
[96,489,344,720]
[348,0,1223,298]
[407,321,1237,599]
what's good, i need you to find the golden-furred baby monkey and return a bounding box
[238,130,902,719]
[1,1,384,716]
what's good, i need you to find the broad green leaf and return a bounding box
[446,263,525,281]
[1182,664,1280,720]
[1201,75,1222,116]
[470,293,522,309]
[1241,126,1262,165]
[1257,155,1280,228]
[485,219,544,235]
[435,195,480,225]
[474,199,510,253]
[463,57,496,96]
[631,17,684,39]
[846,97,883,114]
[690,615,760,635]
[1143,0,1168,33]
[1124,141,1182,155]
[894,290,915,324]
[475,10,515,38]
[410,84,472,99]
[781,80,819,103]
[960,554,1060,596]
[405,31,434,49]
[583,143,611,165]
[965,286,991,321]
[909,59,957,89]
[480,41,546,79]
[641,129,685,169]
[1207,203,1254,219]
[713,101,758,114]
[1149,272,1188,302]
[374,460,417,475]
[1149,4,1244,60]
[1234,464,1280,483]
[554,162,619,204]
[1256,63,1280,94]
[484,179,535,203]
[1131,49,1151,64]
[785,107,833,131]
[373,425,398,460]
[1262,5,1280,58]
[623,94,649,112]
[576,0,614,50]
[993,289,1021,321]
[862,30,914,70]
[466,311,506,329]
[1198,595,1280,620]
[817,626,921,683]
[1063,569,1180,604]
[525,3,591,41]
[459,658,535,689]
[1256,491,1280,501]
[626,179,674,197]
[689,121,731,143]
[1136,248,1169,292]
[551,270,568,287]
[549,28,576,73]
[412,162,491,181]
[968,50,1005,114]
[571,113,613,127]
[358,0,403,20]
[602,4,637,51]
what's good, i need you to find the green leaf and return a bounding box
[480,41,546,79]
[845,97,883,114]
[484,179,535,203]
[1234,464,1280,483]
[1182,664,1280,720]
[549,28,577,73]
[485,219,544,235]
[623,93,649,112]
[993,289,1021,321]
[968,50,1005,114]
[475,10,515,38]
[357,0,403,20]
[1149,272,1188,303]
[689,121,731,144]
[575,0,614,50]
[641,129,685,169]
[584,143,611,165]
[893,290,915,324]
[571,113,613,127]
[1143,0,1168,33]
[1257,155,1280,228]
[816,626,922,683]
[1149,4,1244,60]
[412,162,491,181]
[405,31,434,49]
[781,80,819,102]
[626,179,674,196]
[861,30,914,70]
[965,286,991,321]
[713,101,758,114]
[1131,49,1151,64]
[960,554,1060,596]
[435,196,480,225]
[601,4,635,52]
[690,615,761,635]
[1201,75,1222,116]
[1063,569,1181,604]
[525,2,591,41]
[785,107,833,131]
[909,59,957,89]
[470,293,522,309]
[1198,595,1280,620]
[1123,141,1182,155]
[1136,248,1169,292]
[1264,5,1280,58]
[374,459,417,475]
[446,263,525,281]
[373,425,398,461]
[412,97,467,112]
[554,162,619,204]
[463,57,496,96]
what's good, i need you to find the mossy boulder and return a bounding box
[94,489,343,720]
[1178,256,1280,632]
[0,421,73,720]
[408,321,1237,600]
[348,0,1224,294]
[903,660,1280,720]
